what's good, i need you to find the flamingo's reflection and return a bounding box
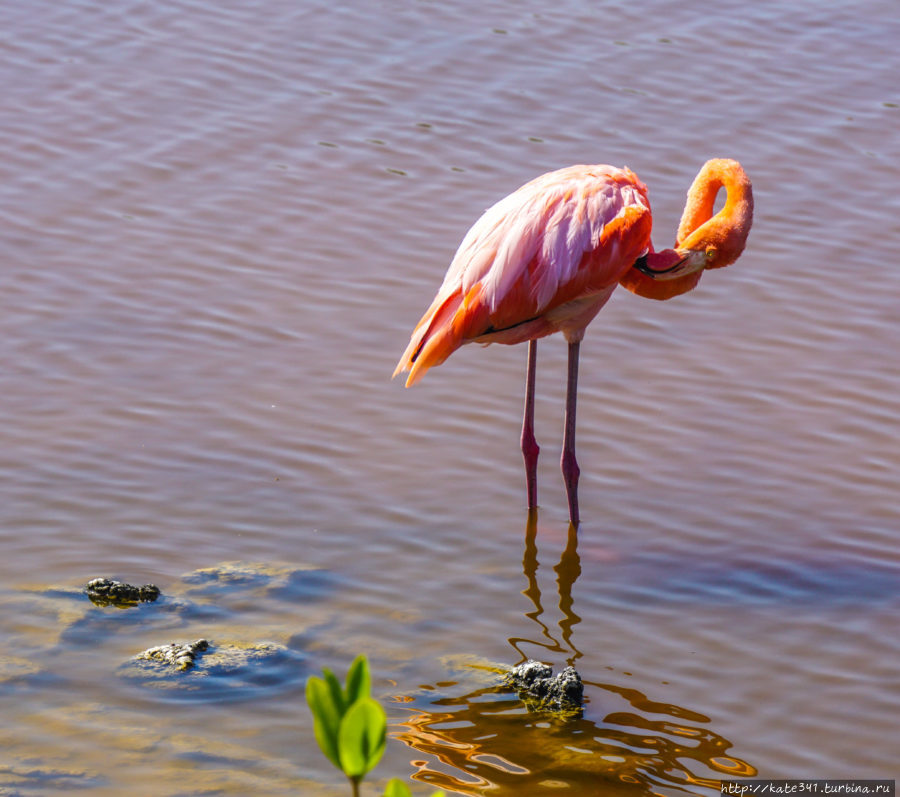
[509,510,582,667]
[392,512,756,796]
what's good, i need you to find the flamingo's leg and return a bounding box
[561,341,580,526]
[521,339,540,509]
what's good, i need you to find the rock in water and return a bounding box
[85,578,160,606]
[136,639,209,671]
[505,659,584,714]
[123,640,306,701]
[546,666,584,711]
[507,660,552,692]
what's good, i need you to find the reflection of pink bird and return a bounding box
[394,159,753,525]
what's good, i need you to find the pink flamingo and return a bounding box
[394,159,753,525]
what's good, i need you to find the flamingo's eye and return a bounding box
[705,247,717,262]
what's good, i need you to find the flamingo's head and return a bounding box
[632,231,746,281]
[626,158,753,296]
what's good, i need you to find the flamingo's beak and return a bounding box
[633,249,687,278]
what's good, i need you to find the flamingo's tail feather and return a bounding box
[393,285,487,387]
[393,290,462,385]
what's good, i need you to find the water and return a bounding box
[0,0,897,793]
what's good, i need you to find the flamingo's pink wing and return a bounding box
[453,165,649,317]
[395,165,653,385]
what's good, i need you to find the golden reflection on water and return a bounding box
[392,513,756,796]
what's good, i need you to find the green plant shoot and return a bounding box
[306,655,386,794]
[306,655,445,796]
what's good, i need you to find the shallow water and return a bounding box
[0,0,898,794]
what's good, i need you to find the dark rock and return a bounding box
[85,578,160,606]
[505,659,584,714]
[546,666,584,710]
[509,660,552,689]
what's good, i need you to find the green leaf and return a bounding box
[382,783,446,797]
[306,676,342,770]
[382,779,412,797]
[322,667,346,716]
[344,654,371,706]
[337,697,387,779]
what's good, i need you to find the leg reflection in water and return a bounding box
[509,510,582,668]
[391,511,757,796]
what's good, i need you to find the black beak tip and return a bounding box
[633,254,653,277]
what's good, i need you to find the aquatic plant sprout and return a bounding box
[306,655,445,796]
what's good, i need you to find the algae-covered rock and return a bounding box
[183,560,302,588]
[136,639,209,671]
[180,560,334,604]
[505,659,584,714]
[85,578,160,607]
[122,639,306,702]
[0,653,42,683]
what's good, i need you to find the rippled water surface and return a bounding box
[1,1,898,794]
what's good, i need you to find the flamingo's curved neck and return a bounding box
[676,160,752,247]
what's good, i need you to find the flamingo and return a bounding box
[393,158,753,525]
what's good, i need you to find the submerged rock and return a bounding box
[85,578,160,606]
[0,653,42,683]
[136,639,209,671]
[123,639,305,701]
[180,560,335,604]
[505,659,584,714]
[182,560,311,590]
